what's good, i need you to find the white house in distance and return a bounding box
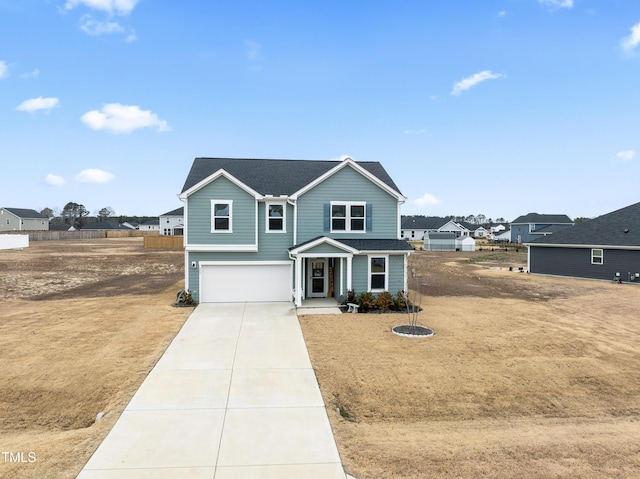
[159,207,184,236]
[139,218,160,232]
[0,208,49,231]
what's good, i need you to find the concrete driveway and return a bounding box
[77,302,347,478]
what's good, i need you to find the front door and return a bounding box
[307,258,327,298]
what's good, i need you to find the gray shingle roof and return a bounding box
[426,232,456,240]
[401,216,448,229]
[511,213,573,224]
[289,237,412,252]
[161,207,184,216]
[4,208,47,219]
[336,238,413,251]
[181,158,402,196]
[528,201,640,247]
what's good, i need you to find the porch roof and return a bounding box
[289,236,413,255]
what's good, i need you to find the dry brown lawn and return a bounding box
[0,238,192,479]
[300,250,640,479]
[1,241,639,478]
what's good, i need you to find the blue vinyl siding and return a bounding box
[296,165,399,244]
[187,176,256,245]
[350,254,405,293]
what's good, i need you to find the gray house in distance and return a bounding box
[526,201,640,282]
[510,213,573,244]
[0,208,49,231]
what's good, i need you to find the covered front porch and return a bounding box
[289,237,358,307]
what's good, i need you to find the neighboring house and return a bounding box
[159,207,184,236]
[400,216,449,241]
[139,219,160,231]
[424,232,456,251]
[178,157,412,305]
[438,219,471,237]
[0,208,49,231]
[510,213,573,244]
[492,224,506,233]
[526,201,640,282]
[492,229,511,242]
[470,226,487,238]
[81,221,129,230]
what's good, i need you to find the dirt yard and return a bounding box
[1,241,639,478]
[0,238,192,479]
[300,250,640,478]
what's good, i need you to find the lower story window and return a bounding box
[591,248,603,264]
[370,256,387,291]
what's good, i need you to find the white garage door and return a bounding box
[200,262,292,303]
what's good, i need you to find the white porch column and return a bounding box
[295,256,303,306]
[339,257,344,296]
[346,256,352,292]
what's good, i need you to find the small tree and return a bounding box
[62,202,90,228]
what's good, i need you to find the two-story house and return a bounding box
[159,207,184,236]
[0,208,49,232]
[510,213,573,244]
[178,157,412,306]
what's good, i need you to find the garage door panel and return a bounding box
[200,263,291,303]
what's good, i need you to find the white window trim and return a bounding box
[330,201,366,233]
[266,201,286,233]
[368,254,389,292]
[591,248,603,265]
[211,200,233,233]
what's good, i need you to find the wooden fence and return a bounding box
[3,230,160,241]
[143,235,184,249]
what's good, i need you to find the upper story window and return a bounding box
[591,248,603,265]
[331,201,365,233]
[211,200,232,232]
[267,203,285,232]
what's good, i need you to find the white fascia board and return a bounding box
[289,236,359,255]
[185,244,258,252]
[357,249,411,255]
[179,169,263,200]
[290,157,406,202]
[526,243,640,250]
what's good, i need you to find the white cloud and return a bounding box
[413,192,441,207]
[16,97,60,113]
[621,21,640,53]
[451,70,504,96]
[81,103,171,133]
[498,10,507,18]
[45,174,66,186]
[537,0,574,10]
[64,0,139,16]
[75,168,116,183]
[616,150,636,161]
[80,16,125,35]
[0,60,9,79]
[20,68,40,79]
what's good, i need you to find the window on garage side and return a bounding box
[369,256,387,291]
[267,203,285,232]
[591,248,603,264]
[211,200,232,232]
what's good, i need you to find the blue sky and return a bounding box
[1,0,639,222]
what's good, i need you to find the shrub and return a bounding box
[374,291,393,311]
[356,291,376,312]
[394,290,408,310]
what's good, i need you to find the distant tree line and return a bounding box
[409,214,508,226]
[40,203,157,229]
